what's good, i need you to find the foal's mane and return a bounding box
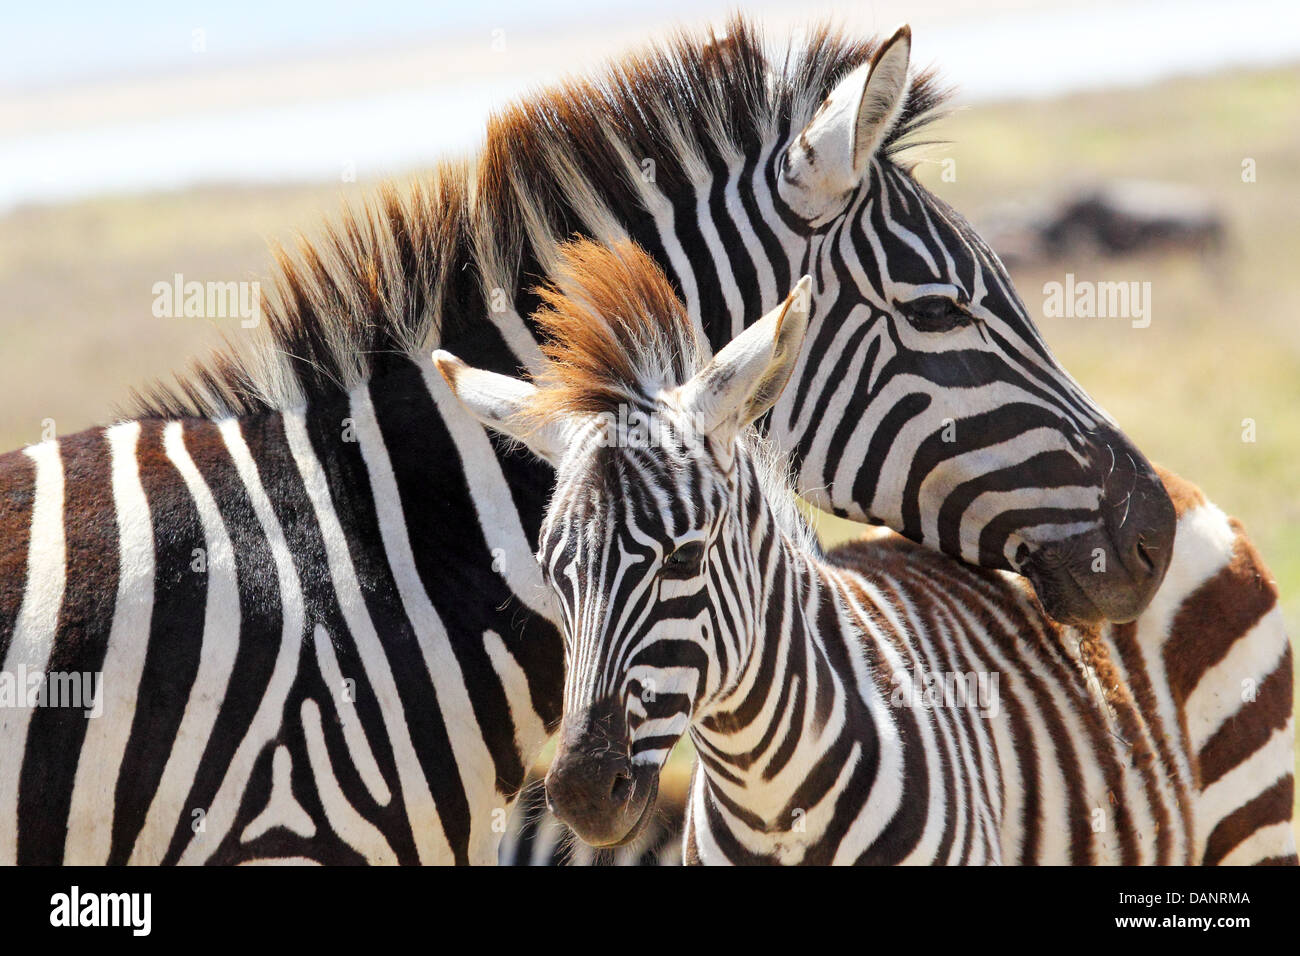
[131,15,950,420]
[527,238,701,420]
[528,237,823,557]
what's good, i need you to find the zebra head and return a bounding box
[771,25,1175,624]
[434,240,812,848]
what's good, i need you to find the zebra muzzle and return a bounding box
[545,698,660,848]
[1021,434,1176,624]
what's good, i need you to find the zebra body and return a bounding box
[678,534,1174,864]
[0,393,558,864]
[499,484,1297,865]
[1108,473,1294,864]
[0,18,1286,864]
[439,238,1292,865]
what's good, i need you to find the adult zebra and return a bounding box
[1,18,1255,865]
[438,238,1288,864]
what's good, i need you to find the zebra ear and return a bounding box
[677,276,812,448]
[777,24,911,224]
[432,350,569,465]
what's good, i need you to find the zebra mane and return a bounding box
[129,15,951,420]
[526,238,701,420]
[531,237,821,557]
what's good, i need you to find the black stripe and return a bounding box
[16,430,118,864]
[107,420,208,864]
[157,419,284,865]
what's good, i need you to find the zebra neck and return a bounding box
[692,536,882,854]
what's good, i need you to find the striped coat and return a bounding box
[0,18,1290,865]
[501,470,1295,865]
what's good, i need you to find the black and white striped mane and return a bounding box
[130,16,950,421]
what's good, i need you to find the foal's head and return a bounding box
[435,239,813,846]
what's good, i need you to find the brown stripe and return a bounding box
[1164,528,1277,709]
[1068,630,1146,864]
[1111,621,1195,863]
[1153,465,1206,519]
[901,554,1078,863]
[1202,774,1293,866]
[0,447,37,661]
[848,562,965,863]
[916,582,1007,862]
[1198,644,1292,788]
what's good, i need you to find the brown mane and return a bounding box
[130,16,951,420]
[527,238,700,422]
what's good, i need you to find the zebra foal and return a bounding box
[438,238,1191,865]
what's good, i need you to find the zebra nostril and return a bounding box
[610,769,633,803]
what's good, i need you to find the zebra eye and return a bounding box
[897,294,972,333]
[661,541,705,577]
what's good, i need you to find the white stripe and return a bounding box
[643,186,705,349]
[65,421,157,864]
[687,777,731,865]
[0,439,65,864]
[310,624,391,806]
[723,156,776,322]
[176,418,305,864]
[420,361,555,621]
[300,697,398,865]
[281,408,452,864]
[351,388,501,865]
[240,745,315,841]
[480,629,549,778]
[692,169,745,337]
[128,421,242,864]
[1126,499,1239,843]
[1185,606,1290,753]
[1196,720,1294,854]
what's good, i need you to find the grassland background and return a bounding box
[1,67,1296,805]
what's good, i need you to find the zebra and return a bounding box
[494,460,1299,866]
[0,18,1279,864]
[499,479,1298,865]
[436,237,1288,864]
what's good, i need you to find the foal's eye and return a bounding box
[897,294,973,333]
[661,541,705,577]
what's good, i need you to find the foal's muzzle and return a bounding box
[545,697,659,848]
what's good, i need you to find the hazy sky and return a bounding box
[1,0,709,89]
[3,0,1298,208]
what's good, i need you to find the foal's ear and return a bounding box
[777,24,912,224]
[432,350,569,465]
[676,275,812,451]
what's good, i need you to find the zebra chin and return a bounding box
[1019,507,1176,626]
[544,699,662,848]
[1016,426,1177,625]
